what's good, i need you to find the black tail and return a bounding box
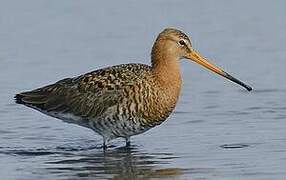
[15,79,73,112]
[14,93,26,105]
[14,89,50,109]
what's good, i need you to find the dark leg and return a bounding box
[103,137,108,150]
[125,137,131,147]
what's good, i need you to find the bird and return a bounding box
[15,28,252,149]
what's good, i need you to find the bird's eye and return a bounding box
[178,39,186,46]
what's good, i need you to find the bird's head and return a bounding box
[152,28,252,91]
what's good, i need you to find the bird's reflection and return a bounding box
[46,145,184,179]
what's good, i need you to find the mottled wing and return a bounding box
[15,64,151,119]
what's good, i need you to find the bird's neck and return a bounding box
[151,43,182,96]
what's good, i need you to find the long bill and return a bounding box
[186,48,252,91]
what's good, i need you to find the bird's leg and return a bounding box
[103,137,108,150]
[125,137,131,147]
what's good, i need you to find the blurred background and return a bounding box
[0,0,286,179]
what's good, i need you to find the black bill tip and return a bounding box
[223,71,252,91]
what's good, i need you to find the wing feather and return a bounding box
[15,64,151,119]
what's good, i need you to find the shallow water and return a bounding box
[1,0,286,179]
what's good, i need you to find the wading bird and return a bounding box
[15,28,252,149]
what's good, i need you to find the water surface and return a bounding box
[1,0,286,179]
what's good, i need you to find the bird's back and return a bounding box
[15,63,151,113]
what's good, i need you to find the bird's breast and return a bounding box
[125,79,181,126]
[89,80,182,138]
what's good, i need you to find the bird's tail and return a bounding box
[14,88,50,109]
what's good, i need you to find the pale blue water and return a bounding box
[1,0,286,179]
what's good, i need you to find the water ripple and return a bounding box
[0,148,71,156]
[43,146,187,179]
[220,143,250,149]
